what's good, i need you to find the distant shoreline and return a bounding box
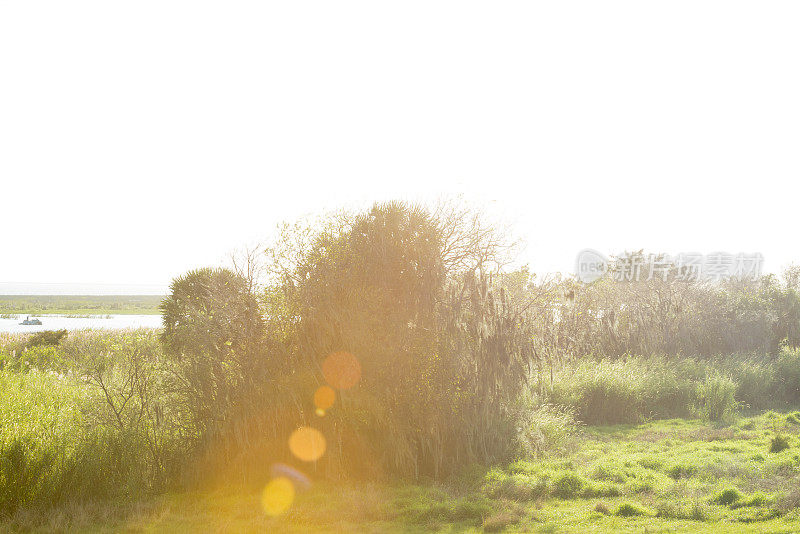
[0,295,163,316]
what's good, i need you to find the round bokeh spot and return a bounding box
[288,426,326,462]
[262,476,295,516]
[322,351,361,390]
[314,385,336,411]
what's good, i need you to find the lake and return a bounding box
[0,314,162,333]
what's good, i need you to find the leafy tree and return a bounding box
[160,268,267,443]
[271,201,533,477]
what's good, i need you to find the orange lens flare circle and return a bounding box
[314,385,336,411]
[262,477,295,516]
[322,351,361,390]
[289,426,326,462]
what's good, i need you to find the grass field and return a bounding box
[3,412,798,533]
[0,295,163,315]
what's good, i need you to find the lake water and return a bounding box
[0,314,162,333]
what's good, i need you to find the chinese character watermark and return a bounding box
[575,251,763,283]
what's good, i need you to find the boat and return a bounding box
[19,316,42,326]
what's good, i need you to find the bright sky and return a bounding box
[1,2,798,294]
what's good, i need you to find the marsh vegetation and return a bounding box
[0,202,798,532]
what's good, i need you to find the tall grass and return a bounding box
[0,331,181,516]
[1,326,799,517]
[542,349,800,425]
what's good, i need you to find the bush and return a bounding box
[615,502,650,517]
[26,329,67,349]
[713,486,743,506]
[770,434,791,453]
[543,351,800,426]
[696,373,737,422]
[594,502,610,515]
[0,438,54,515]
[515,404,578,457]
[775,349,800,404]
[551,473,586,499]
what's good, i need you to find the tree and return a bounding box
[270,201,533,477]
[160,268,266,442]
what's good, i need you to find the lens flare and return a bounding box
[322,351,361,390]
[261,476,294,516]
[270,463,311,490]
[314,385,336,410]
[289,426,326,462]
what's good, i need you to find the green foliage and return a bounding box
[713,486,743,506]
[594,502,610,515]
[25,329,67,348]
[696,373,738,422]
[271,202,530,478]
[3,201,800,527]
[0,330,197,507]
[511,261,800,361]
[551,473,586,499]
[515,403,578,457]
[615,502,650,517]
[656,500,708,521]
[397,487,491,527]
[770,434,791,453]
[160,267,274,445]
[482,470,548,501]
[543,352,798,425]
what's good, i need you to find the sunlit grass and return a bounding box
[2,412,797,532]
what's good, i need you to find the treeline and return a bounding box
[154,202,800,481]
[511,258,800,364]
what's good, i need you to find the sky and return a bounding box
[1,2,798,294]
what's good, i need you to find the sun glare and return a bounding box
[288,426,327,462]
[322,351,362,390]
[261,476,294,516]
[314,385,336,411]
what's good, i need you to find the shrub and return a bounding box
[713,486,743,506]
[770,434,791,453]
[0,438,54,515]
[731,491,771,509]
[594,502,610,515]
[615,502,650,517]
[515,404,578,458]
[551,473,585,499]
[26,329,67,349]
[667,463,698,480]
[775,349,800,404]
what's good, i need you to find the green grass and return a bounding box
[1,339,798,532]
[0,295,163,315]
[2,413,798,532]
